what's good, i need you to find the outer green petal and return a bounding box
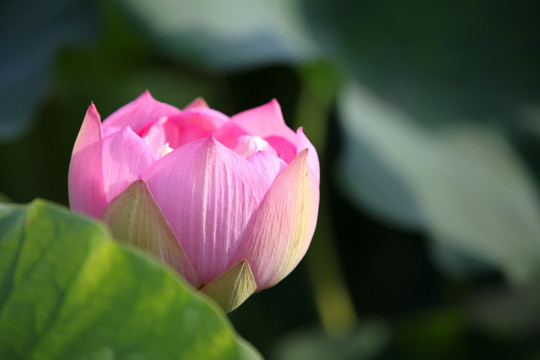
[101,179,199,286]
[200,260,257,313]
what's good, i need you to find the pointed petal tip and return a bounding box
[137,90,161,105]
[298,147,309,157]
[293,149,316,190]
[141,89,153,98]
[205,133,217,144]
[269,98,280,107]
[295,148,310,168]
[259,98,282,116]
[79,103,103,138]
[198,133,238,160]
[184,97,209,110]
[69,102,106,218]
[86,102,100,118]
[130,178,148,188]
[199,259,257,312]
[203,133,225,150]
[231,98,297,144]
[295,128,320,184]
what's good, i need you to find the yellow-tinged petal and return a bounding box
[101,179,199,286]
[199,260,257,313]
[233,149,320,289]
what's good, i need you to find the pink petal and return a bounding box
[142,136,271,285]
[247,151,287,186]
[184,97,209,110]
[138,117,182,152]
[166,108,229,148]
[265,135,297,164]
[231,99,297,144]
[102,91,181,136]
[232,135,276,158]
[68,103,107,218]
[140,119,167,157]
[102,127,157,203]
[213,122,249,149]
[233,149,320,290]
[296,128,320,184]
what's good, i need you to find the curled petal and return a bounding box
[142,136,270,284]
[233,149,320,290]
[102,127,157,203]
[296,127,320,184]
[102,91,181,136]
[68,103,107,218]
[231,99,297,144]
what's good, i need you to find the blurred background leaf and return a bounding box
[0,0,99,142]
[468,280,540,337]
[270,320,391,360]
[115,0,320,70]
[394,308,466,360]
[337,83,540,284]
[303,0,540,127]
[0,192,10,203]
[0,200,260,359]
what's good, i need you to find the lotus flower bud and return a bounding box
[68,92,320,311]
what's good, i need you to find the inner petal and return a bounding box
[141,117,167,157]
[167,108,229,148]
[138,117,180,158]
[265,136,297,164]
[160,142,174,157]
[233,135,276,158]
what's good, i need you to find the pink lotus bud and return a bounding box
[68,91,319,311]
